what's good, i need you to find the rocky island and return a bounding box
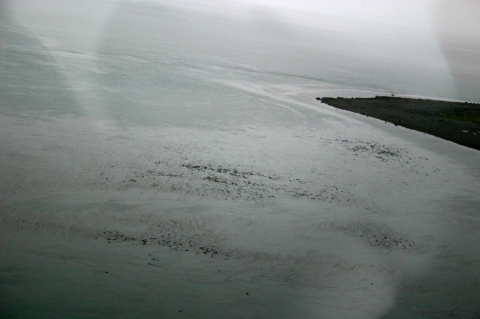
[318,96,480,151]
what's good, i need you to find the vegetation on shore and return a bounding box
[317,96,480,150]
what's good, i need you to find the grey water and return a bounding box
[1,1,480,318]
[2,0,479,128]
[3,0,479,125]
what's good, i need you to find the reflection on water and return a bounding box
[432,0,480,102]
[0,4,81,117]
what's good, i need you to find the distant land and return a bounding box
[318,96,480,151]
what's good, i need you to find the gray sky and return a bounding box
[154,0,432,29]
[9,0,480,39]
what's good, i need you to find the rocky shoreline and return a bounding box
[318,96,480,151]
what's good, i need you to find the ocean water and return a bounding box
[1,1,480,318]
